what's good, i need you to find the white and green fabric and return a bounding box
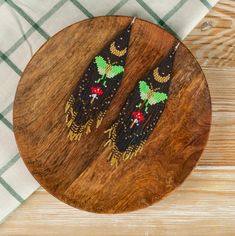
[0,0,218,222]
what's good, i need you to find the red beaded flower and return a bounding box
[90,86,103,95]
[132,111,145,122]
[90,86,103,104]
[130,111,145,128]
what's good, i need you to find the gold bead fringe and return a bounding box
[65,94,106,141]
[104,125,145,167]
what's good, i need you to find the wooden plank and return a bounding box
[184,0,235,68]
[199,68,235,165]
[1,167,235,236]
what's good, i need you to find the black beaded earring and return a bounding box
[65,18,135,141]
[104,42,180,167]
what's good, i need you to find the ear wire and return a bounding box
[131,17,136,25]
[174,41,180,52]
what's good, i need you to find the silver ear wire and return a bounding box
[131,17,136,25]
[174,42,180,52]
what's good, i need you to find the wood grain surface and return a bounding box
[13,16,211,213]
[1,0,234,235]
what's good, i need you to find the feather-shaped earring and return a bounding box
[65,18,135,141]
[104,42,180,167]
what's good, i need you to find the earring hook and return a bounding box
[131,17,136,25]
[174,41,180,52]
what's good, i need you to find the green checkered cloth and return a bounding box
[0,0,218,222]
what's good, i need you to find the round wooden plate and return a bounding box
[13,16,211,213]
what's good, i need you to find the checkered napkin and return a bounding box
[0,0,218,222]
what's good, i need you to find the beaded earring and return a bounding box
[65,18,135,141]
[104,42,180,167]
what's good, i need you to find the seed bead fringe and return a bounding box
[96,111,106,128]
[65,106,106,141]
[67,119,94,141]
[65,95,77,128]
[65,95,75,113]
[104,125,145,167]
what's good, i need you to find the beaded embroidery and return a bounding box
[105,42,180,167]
[65,18,135,141]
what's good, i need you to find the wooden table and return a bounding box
[0,0,234,235]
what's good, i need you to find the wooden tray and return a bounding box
[13,16,211,213]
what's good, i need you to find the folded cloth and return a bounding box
[0,0,218,222]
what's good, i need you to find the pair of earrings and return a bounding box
[65,18,180,167]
